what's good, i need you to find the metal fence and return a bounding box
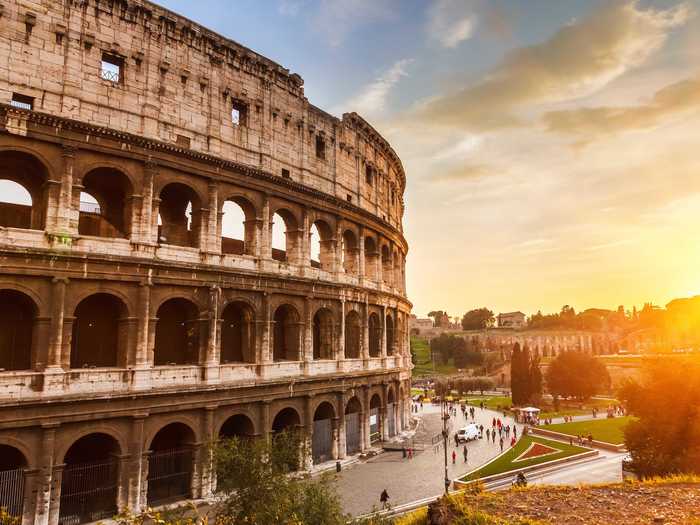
[312,419,333,464]
[387,403,396,437]
[0,468,24,518]
[147,448,192,507]
[345,413,361,454]
[58,460,118,525]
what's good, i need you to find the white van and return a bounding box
[456,423,479,443]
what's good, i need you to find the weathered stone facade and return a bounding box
[0,1,412,523]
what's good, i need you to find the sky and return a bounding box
[9,0,700,319]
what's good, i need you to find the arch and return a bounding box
[386,314,395,356]
[344,396,363,455]
[78,167,133,238]
[364,236,378,281]
[387,386,396,404]
[341,229,358,274]
[219,414,256,439]
[273,304,301,361]
[271,208,298,262]
[158,182,201,248]
[0,150,49,230]
[221,301,255,364]
[147,422,195,506]
[368,312,382,358]
[154,298,200,366]
[344,310,361,359]
[345,396,363,414]
[221,195,256,255]
[0,444,27,518]
[0,289,37,371]
[272,407,301,433]
[370,393,382,410]
[311,401,335,465]
[369,393,382,442]
[70,293,127,368]
[310,220,334,270]
[313,308,334,360]
[313,401,336,421]
[381,245,393,285]
[59,433,121,525]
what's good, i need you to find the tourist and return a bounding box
[486,428,490,441]
[511,435,516,447]
[492,417,496,428]
[513,426,517,439]
[492,430,496,443]
[380,489,390,510]
[463,445,468,462]
[452,450,456,464]
[454,432,459,447]
[499,437,504,452]
[408,447,413,460]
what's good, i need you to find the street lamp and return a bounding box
[441,398,450,495]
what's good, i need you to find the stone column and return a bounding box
[362,386,371,450]
[338,297,346,361]
[20,468,40,525]
[361,302,369,361]
[336,392,347,459]
[304,395,314,470]
[132,281,152,389]
[126,414,147,513]
[151,198,161,245]
[205,180,220,255]
[46,278,68,371]
[46,463,64,525]
[303,296,313,373]
[334,218,344,276]
[139,160,156,244]
[331,417,340,460]
[259,195,271,261]
[200,406,217,499]
[381,383,389,441]
[300,208,310,267]
[261,400,272,444]
[358,226,365,283]
[381,305,387,359]
[54,145,76,235]
[203,286,221,384]
[258,293,272,365]
[33,424,58,525]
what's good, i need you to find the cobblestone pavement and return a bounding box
[332,403,524,517]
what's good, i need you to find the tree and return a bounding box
[529,356,543,403]
[546,351,610,400]
[427,310,446,327]
[461,308,495,330]
[620,358,700,477]
[510,342,525,405]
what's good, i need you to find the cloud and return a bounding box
[416,1,692,131]
[542,74,700,140]
[312,0,397,47]
[431,163,495,182]
[343,59,413,117]
[277,0,309,16]
[428,0,477,48]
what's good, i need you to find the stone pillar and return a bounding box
[362,386,371,450]
[46,278,68,370]
[55,145,76,235]
[381,305,387,358]
[381,383,389,441]
[361,302,369,361]
[205,180,220,255]
[114,453,131,512]
[132,281,152,389]
[20,469,40,525]
[126,415,147,513]
[300,208,310,267]
[200,406,217,499]
[139,160,156,244]
[331,417,340,460]
[259,293,272,365]
[336,393,347,459]
[358,226,365,283]
[303,296,313,373]
[46,463,64,525]
[334,218,343,276]
[338,297,346,361]
[259,195,271,260]
[151,198,161,245]
[261,400,272,444]
[33,424,58,525]
[304,395,314,470]
[203,286,221,384]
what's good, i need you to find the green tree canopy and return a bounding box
[461,308,495,330]
[546,351,610,400]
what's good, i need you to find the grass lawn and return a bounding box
[466,396,512,411]
[539,398,619,419]
[463,435,589,481]
[410,337,457,376]
[541,416,634,445]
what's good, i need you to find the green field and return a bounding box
[410,337,458,376]
[539,397,619,420]
[463,435,589,481]
[466,396,512,411]
[541,416,633,445]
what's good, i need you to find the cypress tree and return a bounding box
[510,342,522,405]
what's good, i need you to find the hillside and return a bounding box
[418,477,700,524]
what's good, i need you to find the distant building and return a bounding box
[410,315,435,335]
[497,311,527,329]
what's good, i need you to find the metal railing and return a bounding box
[58,460,118,525]
[0,468,24,517]
[147,448,192,507]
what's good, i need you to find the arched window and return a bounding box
[313,308,334,360]
[368,312,381,358]
[0,151,49,230]
[71,294,126,368]
[271,209,298,263]
[0,445,27,518]
[221,197,256,255]
[0,290,36,371]
[309,223,321,268]
[154,298,200,365]
[219,414,255,440]
[381,245,393,285]
[273,304,300,361]
[78,168,132,238]
[309,220,334,270]
[344,397,363,455]
[148,423,195,506]
[344,310,361,359]
[342,230,358,274]
[221,302,255,363]
[369,394,382,442]
[60,434,120,525]
[312,402,335,464]
[364,237,378,281]
[158,183,200,248]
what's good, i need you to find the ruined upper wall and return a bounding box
[0,0,406,230]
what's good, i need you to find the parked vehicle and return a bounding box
[455,424,479,443]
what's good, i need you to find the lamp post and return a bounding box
[441,398,450,495]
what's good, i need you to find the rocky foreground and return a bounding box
[423,479,700,525]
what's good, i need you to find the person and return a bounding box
[454,432,459,447]
[513,426,517,439]
[486,428,490,441]
[492,431,496,443]
[452,450,456,464]
[511,435,516,447]
[408,447,413,460]
[463,445,468,462]
[380,489,390,510]
[499,437,504,452]
[513,472,527,487]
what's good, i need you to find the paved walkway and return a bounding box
[528,448,624,486]
[332,403,523,516]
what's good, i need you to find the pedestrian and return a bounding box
[486,428,490,441]
[513,426,517,439]
[499,437,504,452]
[452,450,456,464]
[408,447,413,460]
[463,445,468,462]
[492,417,496,428]
[454,433,459,447]
[492,430,496,443]
[511,435,516,447]
[380,489,390,510]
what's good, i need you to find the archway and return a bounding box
[158,183,201,248]
[271,209,297,263]
[78,168,132,238]
[271,407,302,472]
[0,445,27,518]
[369,394,382,442]
[219,414,255,440]
[147,423,195,506]
[381,245,392,285]
[154,298,200,365]
[313,308,334,360]
[0,151,48,230]
[0,290,36,371]
[386,314,395,356]
[70,294,126,368]
[59,434,120,525]
[364,237,378,281]
[387,388,397,437]
[344,397,363,455]
[312,402,335,464]
[341,230,358,274]
[344,310,361,359]
[221,302,255,364]
[310,220,333,270]
[273,304,300,361]
[368,312,381,358]
[221,197,256,255]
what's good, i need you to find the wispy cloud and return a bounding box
[312,0,398,47]
[342,58,413,117]
[427,0,477,48]
[415,1,692,131]
[432,163,494,182]
[543,74,700,141]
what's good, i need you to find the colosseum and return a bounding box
[0,1,412,523]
